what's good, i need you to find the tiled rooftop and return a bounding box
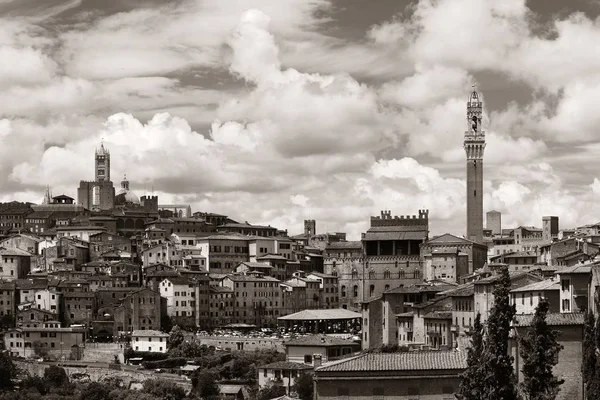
[514,312,585,327]
[284,335,360,347]
[316,351,467,372]
[510,279,559,293]
[260,361,314,370]
[131,329,169,337]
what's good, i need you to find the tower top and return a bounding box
[96,140,109,156]
[121,174,129,190]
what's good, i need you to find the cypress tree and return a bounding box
[482,266,519,400]
[582,311,596,397]
[518,298,564,400]
[456,312,485,400]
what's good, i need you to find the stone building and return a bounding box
[361,210,429,301]
[221,272,281,327]
[420,233,487,278]
[0,248,32,281]
[323,241,363,311]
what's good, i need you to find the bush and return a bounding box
[125,351,168,362]
[141,357,187,370]
[44,366,69,388]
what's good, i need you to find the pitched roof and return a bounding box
[278,308,361,321]
[284,335,360,347]
[510,279,559,293]
[225,274,280,282]
[425,233,475,245]
[162,277,194,285]
[0,247,32,256]
[326,241,363,250]
[363,230,427,241]
[256,254,288,261]
[514,312,585,327]
[558,264,593,274]
[131,330,169,337]
[260,361,314,370]
[315,351,467,372]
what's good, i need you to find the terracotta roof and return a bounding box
[425,233,478,245]
[326,241,363,250]
[260,361,314,370]
[510,279,559,293]
[363,231,427,241]
[278,308,361,321]
[225,274,280,282]
[558,264,593,274]
[514,312,585,327]
[131,329,169,337]
[316,351,467,372]
[284,335,360,347]
[442,283,475,297]
[0,247,32,256]
[256,254,288,261]
[423,311,452,319]
[162,277,194,285]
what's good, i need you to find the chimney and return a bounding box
[313,354,322,368]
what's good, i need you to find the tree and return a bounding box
[32,341,48,359]
[292,372,314,400]
[518,298,564,400]
[456,312,485,400]
[582,311,597,396]
[192,370,220,400]
[21,375,48,395]
[482,266,518,400]
[78,382,111,400]
[257,384,286,400]
[142,379,186,400]
[0,351,17,390]
[168,326,184,350]
[43,366,69,388]
[161,316,173,333]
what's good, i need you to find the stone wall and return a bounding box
[197,336,284,352]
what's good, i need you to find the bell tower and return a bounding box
[464,87,486,243]
[95,141,110,182]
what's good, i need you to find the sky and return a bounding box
[1,0,600,240]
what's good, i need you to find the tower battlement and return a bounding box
[370,209,429,227]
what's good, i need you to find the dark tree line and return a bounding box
[457,267,563,400]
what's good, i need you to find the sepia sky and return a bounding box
[1,0,600,239]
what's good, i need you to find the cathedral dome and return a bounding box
[115,175,140,206]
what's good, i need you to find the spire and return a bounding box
[121,174,129,190]
[42,186,52,205]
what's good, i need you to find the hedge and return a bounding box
[125,350,169,362]
[142,357,187,369]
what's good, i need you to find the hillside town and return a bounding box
[0,89,596,400]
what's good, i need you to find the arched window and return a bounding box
[353,285,358,297]
[399,270,405,279]
[384,284,390,292]
[369,285,375,297]
[384,270,391,279]
[352,269,358,279]
[369,270,375,280]
[332,270,338,277]
[341,285,346,297]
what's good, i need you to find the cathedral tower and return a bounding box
[95,141,110,182]
[464,88,486,243]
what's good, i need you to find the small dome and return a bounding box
[115,189,140,205]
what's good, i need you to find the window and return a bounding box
[369,285,375,297]
[561,279,570,291]
[341,285,346,297]
[353,285,358,297]
[352,269,358,279]
[304,355,312,364]
[562,299,570,311]
[369,270,375,280]
[384,270,391,279]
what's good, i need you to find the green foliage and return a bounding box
[168,326,184,350]
[192,370,220,399]
[482,267,518,400]
[518,298,564,400]
[20,376,48,395]
[142,379,186,400]
[141,357,187,370]
[32,341,48,359]
[44,366,69,388]
[257,384,286,400]
[583,311,596,390]
[292,372,314,400]
[456,312,485,400]
[0,351,17,390]
[124,350,169,362]
[161,316,173,333]
[168,341,212,358]
[78,382,112,400]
